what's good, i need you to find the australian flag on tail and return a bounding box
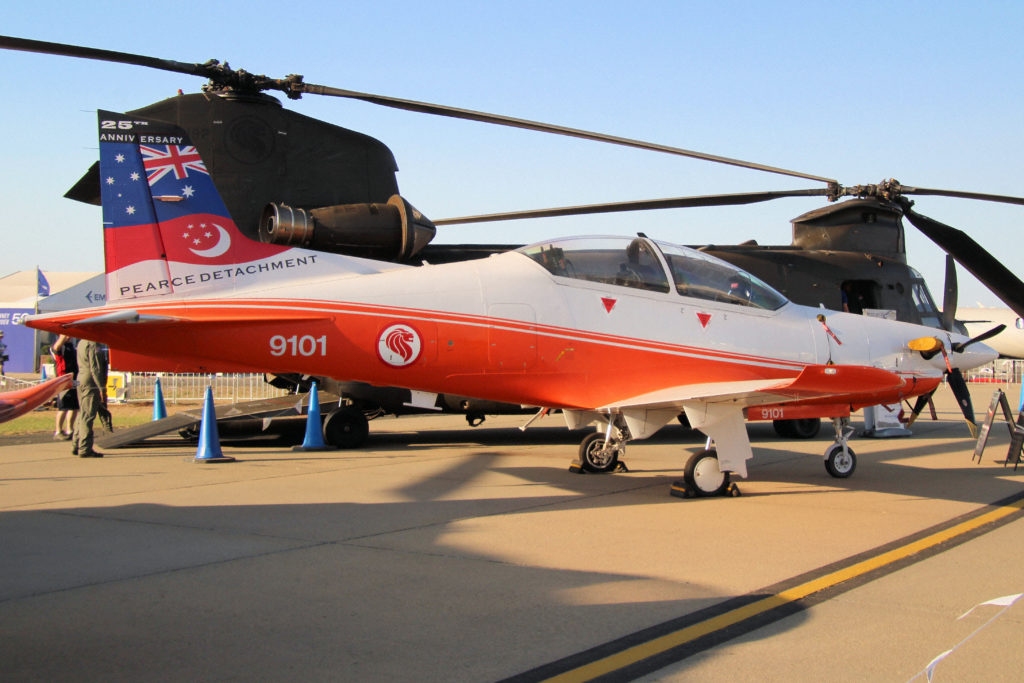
[97,110,288,300]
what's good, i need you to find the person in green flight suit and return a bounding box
[73,339,107,458]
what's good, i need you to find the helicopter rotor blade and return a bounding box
[435,188,830,225]
[0,35,218,81]
[298,83,836,184]
[941,254,958,332]
[0,34,835,185]
[901,205,1024,319]
[899,185,1024,207]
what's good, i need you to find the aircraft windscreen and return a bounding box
[655,241,788,310]
[519,237,788,310]
[519,237,670,293]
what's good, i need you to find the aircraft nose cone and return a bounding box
[953,340,998,371]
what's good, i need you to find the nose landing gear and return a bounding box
[824,417,856,478]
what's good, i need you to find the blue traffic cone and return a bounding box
[41,365,48,380]
[194,386,234,463]
[292,382,333,451]
[152,377,168,421]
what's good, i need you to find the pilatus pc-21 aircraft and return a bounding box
[26,112,998,496]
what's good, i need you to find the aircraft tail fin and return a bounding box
[97,110,392,302]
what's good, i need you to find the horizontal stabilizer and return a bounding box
[0,374,73,424]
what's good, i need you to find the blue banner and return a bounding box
[0,308,38,373]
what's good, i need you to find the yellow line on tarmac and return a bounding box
[545,496,1024,683]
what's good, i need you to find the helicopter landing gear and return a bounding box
[824,417,856,478]
[570,418,629,473]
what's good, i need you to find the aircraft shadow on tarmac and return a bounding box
[3,415,1021,679]
[66,412,1024,507]
[0,492,813,681]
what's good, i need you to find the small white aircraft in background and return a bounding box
[956,308,1024,359]
[26,111,999,496]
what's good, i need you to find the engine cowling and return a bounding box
[259,194,436,261]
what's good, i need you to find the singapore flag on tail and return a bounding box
[97,110,290,302]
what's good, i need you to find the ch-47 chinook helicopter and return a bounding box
[3,35,1022,446]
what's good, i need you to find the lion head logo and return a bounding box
[377,323,422,367]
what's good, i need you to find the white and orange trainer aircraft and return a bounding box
[26,111,998,496]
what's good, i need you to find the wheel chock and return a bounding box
[568,459,629,474]
[669,480,694,498]
[669,480,742,499]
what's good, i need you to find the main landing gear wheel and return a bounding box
[578,431,621,473]
[683,449,731,497]
[772,418,821,439]
[824,443,856,478]
[322,407,369,449]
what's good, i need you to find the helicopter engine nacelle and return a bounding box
[259,194,436,261]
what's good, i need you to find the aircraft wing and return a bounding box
[591,365,913,479]
[600,364,909,412]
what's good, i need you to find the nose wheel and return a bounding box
[824,417,856,478]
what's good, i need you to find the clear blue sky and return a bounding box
[2,1,1021,308]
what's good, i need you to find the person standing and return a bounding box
[73,339,107,458]
[51,335,79,440]
[0,330,8,381]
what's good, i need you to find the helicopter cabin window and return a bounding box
[520,237,670,293]
[908,269,942,329]
[654,241,788,310]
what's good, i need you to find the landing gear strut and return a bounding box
[824,417,856,478]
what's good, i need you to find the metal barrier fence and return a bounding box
[965,359,1024,384]
[115,372,290,404]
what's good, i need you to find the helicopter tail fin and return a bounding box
[97,110,392,303]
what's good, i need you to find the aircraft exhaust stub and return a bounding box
[260,194,436,261]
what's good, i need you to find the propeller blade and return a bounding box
[952,324,1006,353]
[899,186,1024,207]
[901,205,1024,319]
[947,368,979,438]
[904,390,937,428]
[435,188,830,225]
[941,254,958,332]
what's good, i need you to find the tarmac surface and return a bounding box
[2,384,1023,681]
